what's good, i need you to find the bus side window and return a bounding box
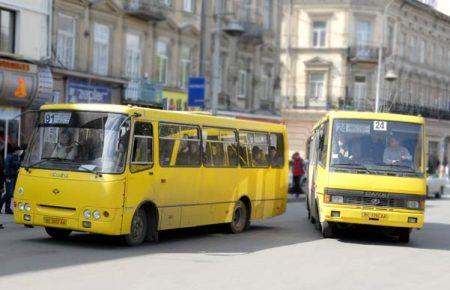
[202,128,238,168]
[239,131,251,167]
[176,126,201,167]
[318,122,329,166]
[130,122,153,173]
[269,133,285,168]
[251,132,269,168]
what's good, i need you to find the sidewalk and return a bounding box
[287,194,306,203]
[0,213,14,226]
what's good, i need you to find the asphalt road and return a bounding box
[1,196,450,290]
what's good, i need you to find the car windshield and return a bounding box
[24,110,130,174]
[330,119,423,174]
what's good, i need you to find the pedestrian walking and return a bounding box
[0,146,23,214]
[292,152,305,198]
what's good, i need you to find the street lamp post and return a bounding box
[210,0,223,116]
[374,0,396,113]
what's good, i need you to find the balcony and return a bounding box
[124,79,165,108]
[348,46,390,64]
[385,102,450,121]
[123,0,168,22]
[239,20,264,45]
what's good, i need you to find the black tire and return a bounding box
[228,200,248,234]
[398,228,411,243]
[123,208,148,246]
[314,201,321,231]
[321,221,336,239]
[45,227,72,239]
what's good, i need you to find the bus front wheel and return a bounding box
[45,227,72,239]
[123,208,148,246]
[397,228,411,243]
[228,200,248,234]
[321,221,336,239]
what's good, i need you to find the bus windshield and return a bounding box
[330,119,423,175]
[24,111,130,174]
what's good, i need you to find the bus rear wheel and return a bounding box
[45,227,72,239]
[122,208,148,246]
[228,200,248,234]
[321,221,336,239]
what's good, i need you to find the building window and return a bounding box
[179,46,192,89]
[56,14,76,69]
[156,40,169,84]
[125,32,141,79]
[93,23,110,76]
[437,45,444,70]
[263,0,272,31]
[218,53,227,91]
[398,31,406,56]
[410,35,417,62]
[419,38,426,64]
[183,0,195,13]
[429,43,434,66]
[309,73,325,100]
[356,20,371,57]
[237,59,249,99]
[354,76,367,108]
[387,23,394,53]
[0,8,15,53]
[312,21,326,48]
[243,0,252,20]
[162,0,171,6]
[261,65,273,101]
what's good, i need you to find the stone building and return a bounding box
[51,0,283,119]
[0,0,53,153]
[281,0,450,169]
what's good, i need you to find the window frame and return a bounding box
[0,8,16,54]
[130,122,154,173]
[92,22,111,76]
[158,122,201,168]
[156,40,169,84]
[269,133,285,169]
[56,13,76,69]
[202,126,239,168]
[238,130,270,169]
[125,32,142,79]
[312,20,327,48]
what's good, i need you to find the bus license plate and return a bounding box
[362,212,387,219]
[43,216,67,226]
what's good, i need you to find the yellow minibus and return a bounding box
[14,104,288,245]
[306,111,426,243]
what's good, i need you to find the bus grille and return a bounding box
[327,188,424,210]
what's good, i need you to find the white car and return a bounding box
[427,174,448,198]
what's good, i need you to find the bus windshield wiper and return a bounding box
[332,163,375,174]
[25,157,73,172]
[77,164,103,177]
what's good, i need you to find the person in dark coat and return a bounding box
[292,152,305,198]
[0,146,23,214]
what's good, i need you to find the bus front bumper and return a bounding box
[321,204,424,229]
[14,208,124,236]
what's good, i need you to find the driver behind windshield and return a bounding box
[383,135,412,165]
[51,129,78,160]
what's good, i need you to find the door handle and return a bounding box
[149,172,154,176]
[161,179,167,184]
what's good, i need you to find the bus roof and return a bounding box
[40,103,286,132]
[313,110,425,130]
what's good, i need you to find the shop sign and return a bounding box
[67,79,112,104]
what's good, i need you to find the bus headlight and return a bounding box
[83,210,91,219]
[24,203,31,212]
[93,211,101,220]
[406,200,420,210]
[18,202,24,211]
[331,196,344,204]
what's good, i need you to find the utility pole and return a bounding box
[211,0,223,115]
[199,0,208,77]
[375,0,395,113]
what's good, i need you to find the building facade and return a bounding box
[202,0,283,120]
[281,0,450,170]
[51,0,282,119]
[0,0,53,153]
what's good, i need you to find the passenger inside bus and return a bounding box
[383,135,412,165]
[252,146,267,167]
[269,146,283,167]
[51,130,79,160]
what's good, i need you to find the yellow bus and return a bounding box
[14,104,288,245]
[306,111,426,243]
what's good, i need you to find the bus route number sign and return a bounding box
[373,121,387,131]
[44,112,72,125]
